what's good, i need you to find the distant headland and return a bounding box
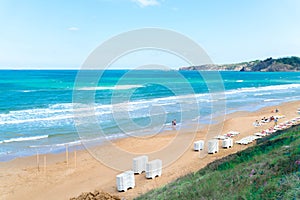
[179,56,300,72]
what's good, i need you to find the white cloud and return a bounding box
[68,27,79,31]
[132,0,160,8]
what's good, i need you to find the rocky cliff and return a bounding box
[179,56,300,72]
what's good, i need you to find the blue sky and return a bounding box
[0,0,300,69]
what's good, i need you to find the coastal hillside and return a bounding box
[179,56,300,71]
[135,126,300,200]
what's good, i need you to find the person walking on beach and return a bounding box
[172,119,176,126]
[274,118,278,126]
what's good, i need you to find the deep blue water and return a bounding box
[1,70,300,161]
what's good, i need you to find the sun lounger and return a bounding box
[146,159,162,179]
[290,120,297,125]
[253,122,261,127]
[252,136,261,140]
[116,171,135,192]
[214,135,227,140]
[236,136,259,145]
[274,125,286,131]
[295,117,300,124]
[254,132,267,137]
[228,131,240,135]
[274,115,285,119]
[284,121,294,127]
[236,138,251,145]
[224,131,240,138]
[194,140,204,151]
[133,155,148,174]
[265,128,276,134]
[291,118,300,125]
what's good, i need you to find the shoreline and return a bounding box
[0,98,293,163]
[0,100,299,200]
[2,79,300,162]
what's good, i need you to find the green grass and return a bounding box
[135,126,300,200]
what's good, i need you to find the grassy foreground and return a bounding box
[135,126,300,200]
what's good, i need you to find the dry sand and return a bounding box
[0,101,299,200]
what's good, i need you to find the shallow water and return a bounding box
[0,70,300,161]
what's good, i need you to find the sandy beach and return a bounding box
[0,100,299,200]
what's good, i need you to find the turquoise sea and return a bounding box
[1,70,300,161]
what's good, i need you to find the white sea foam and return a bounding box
[1,95,201,125]
[29,140,82,148]
[1,135,48,143]
[79,85,144,91]
[28,133,128,149]
[53,140,83,147]
[225,84,300,95]
[253,92,272,96]
[236,80,244,82]
[0,114,75,125]
[1,83,300,126]
[264,99,281,102]
[21,90,34,93]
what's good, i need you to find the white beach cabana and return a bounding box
[194,140,204,151]
[146,159,162,179]
[222,138,233,148]
[116,170,135,192]
[208,139,219,154]
[132,155,148,174]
